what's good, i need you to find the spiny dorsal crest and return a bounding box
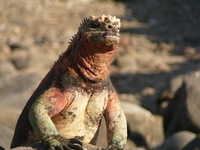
[69,15,120,46]
[79,15,121,29]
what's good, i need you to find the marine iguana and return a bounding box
[11,15,127,150]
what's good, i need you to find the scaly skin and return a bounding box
[11,15,127,150]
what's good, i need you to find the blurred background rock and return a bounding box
[0,0,200,149]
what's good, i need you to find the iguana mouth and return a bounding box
[103,32,120,39]
[104,35,120,41]
[82,30,120,42]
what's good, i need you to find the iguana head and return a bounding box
[67,15,121,82]
[77,15,121,52]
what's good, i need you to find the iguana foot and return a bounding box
[44,135,83,150]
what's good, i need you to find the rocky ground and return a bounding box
[0,0,200,149]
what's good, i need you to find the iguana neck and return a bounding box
[71,43,117,82]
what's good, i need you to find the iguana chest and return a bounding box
[51,75,110,143]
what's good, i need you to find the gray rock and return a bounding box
[0,60,16,78]
[121,101,164,148]
[6,37,24,50]
[10,49,30,69]
[27,47,57,71]
[96,118,107,148]
[164,70,200,138]
[0,109,21,130]
[155,131,200,150]
[118,93,141,105]
[0,124,14,149]
[0,71,42,96]
[0,71,43,110]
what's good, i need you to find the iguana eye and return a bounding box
[90,22,100,28]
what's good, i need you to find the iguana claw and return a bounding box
[45,135,83,150]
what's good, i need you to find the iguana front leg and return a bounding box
[28,87,83,150]
[104,91,127,150]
